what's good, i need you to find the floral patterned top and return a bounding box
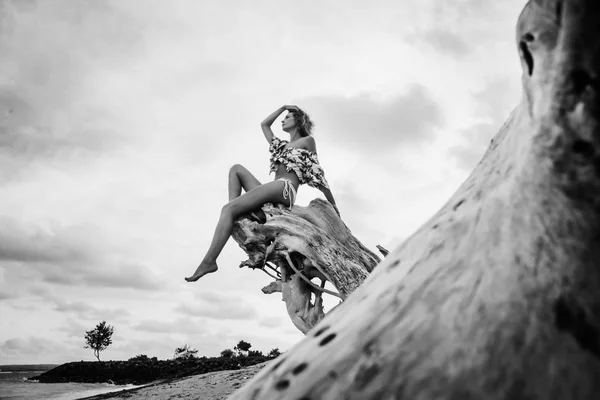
[269,136,330,189]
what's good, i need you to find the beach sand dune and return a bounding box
[80,362,267,400]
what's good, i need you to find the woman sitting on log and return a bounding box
[185,105,338,282]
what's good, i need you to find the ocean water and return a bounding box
[0,366,143,400]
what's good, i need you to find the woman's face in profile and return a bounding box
[282,112,297,131]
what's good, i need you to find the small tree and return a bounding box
[234,340,252,357]
[173,344,198,360]
[220,348,235,358]
[267,348,281,358]
[84,321,114,361]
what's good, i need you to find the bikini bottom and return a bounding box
[277,178,297,209]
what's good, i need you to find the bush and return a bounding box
[267,348,281,358]
[234,340,252,357]
[173,344,198,360]
[220,349,235,358]
[128,354,157,362]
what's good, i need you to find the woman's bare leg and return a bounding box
[228,164,261,201]
[185,180,290,282]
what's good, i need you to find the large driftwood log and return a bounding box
[230,1,600,399]
[232,199,380,334]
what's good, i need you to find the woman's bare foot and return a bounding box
[185,261,218,282]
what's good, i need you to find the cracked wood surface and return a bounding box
[229,1,600,399]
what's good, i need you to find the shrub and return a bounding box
[220,349,235,358]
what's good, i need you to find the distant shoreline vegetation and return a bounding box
[27,353,277,385]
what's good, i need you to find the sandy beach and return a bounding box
[79,362,267,400]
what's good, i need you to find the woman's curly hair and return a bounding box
[292,108,314,137]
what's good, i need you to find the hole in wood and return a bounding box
[319,333,337,346]
[314,326,329,337]
[519,41,534,76]
[453,199,465,211]
[522,32,534,42]
[275,379,290,390]
[292,362,308,375]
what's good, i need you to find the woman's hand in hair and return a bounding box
[283,105,300,112]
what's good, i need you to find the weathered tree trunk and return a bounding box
[232,199,380,334]
[230,0,600,399]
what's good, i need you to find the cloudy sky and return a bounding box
[0,0,525,364]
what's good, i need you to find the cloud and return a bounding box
[0,336,69,357]
[0,1,142,106]
[40,262,165,292]
[0,92,122,158]
[131,318,210,334]
[407,29,471,57]
[0,218,163,291]
[39,294,131,323]
[0,292,14,300]
[0,266,10,300]
[81,263,163,291]
[175,303,258,321]
[449,76,520,170]
[54,301,96,314]
[0,0,144,180]
[57,302,130,323]
[402,2,516,61]
[174,291,259,321]
[55,319,91,339]
[450,122,496,170]
[258,316,285,328]
[473,77,521,123]
[300,85,444,154]
[0,217,89,263]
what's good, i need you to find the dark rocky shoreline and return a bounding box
[28,356,272,385]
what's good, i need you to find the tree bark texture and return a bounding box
[232,199,380,334]
[230,1,600,399]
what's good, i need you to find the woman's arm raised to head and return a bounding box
[260,105,299,143]
[260,106,285,143]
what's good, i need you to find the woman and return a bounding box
[185,105,338,282]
